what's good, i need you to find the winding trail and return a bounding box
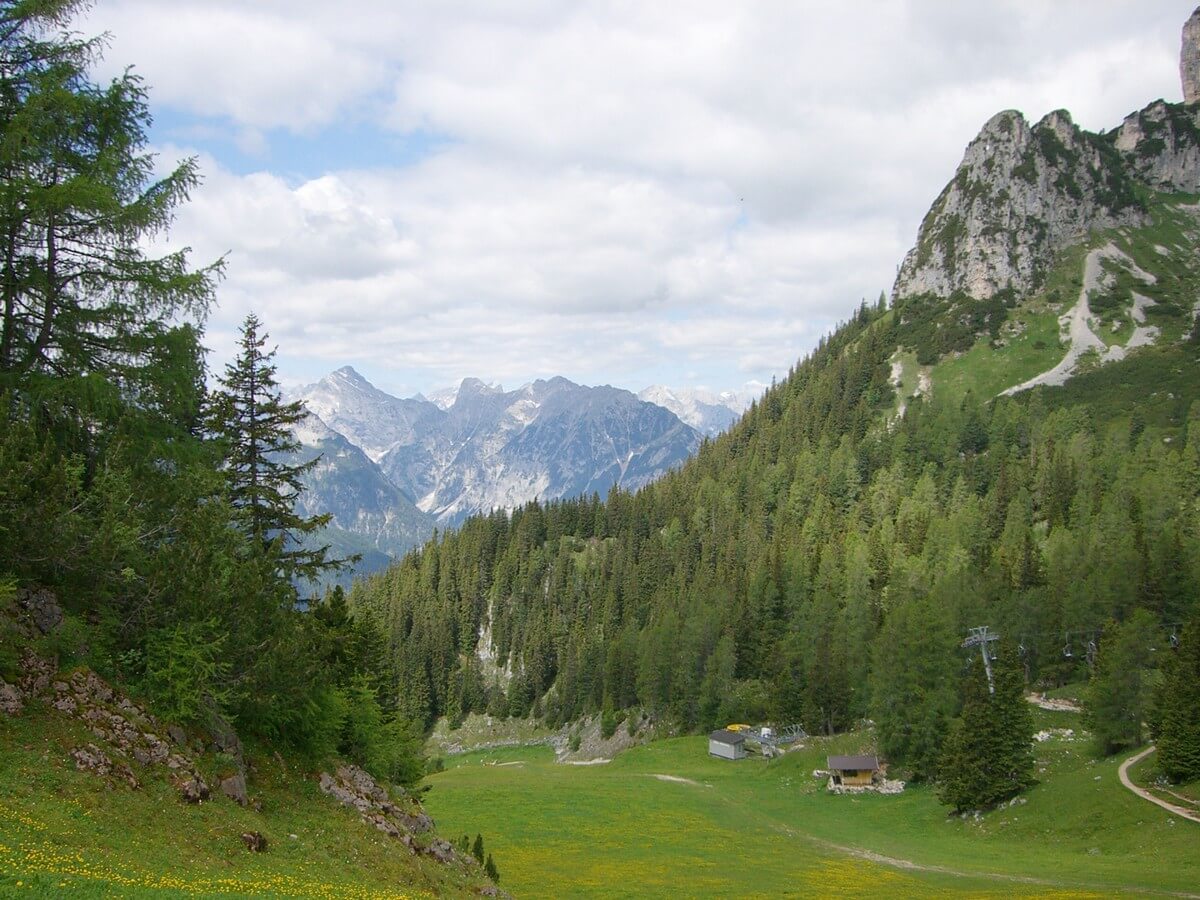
[1002,246,1111,395]
[1119,746,1200,825]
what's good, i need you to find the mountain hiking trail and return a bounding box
[1003,244,1119,395]
[1119,746,1200,826]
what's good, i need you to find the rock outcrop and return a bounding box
[892,109,1143,301]
[2,646,218,804]
[318,765,447,854]
[1114,99,1200,193]
[1183,7,1200,104]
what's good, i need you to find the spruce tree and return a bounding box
[1157,614,1200,783]
[485,852,499,883]
[208,313,338,584]
[870,594,958,782]
[937,644,1034,812]
[471,833,485,864]
[1084,612,1158,756]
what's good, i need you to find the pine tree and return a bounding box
[1084,612,1158,756]
[471,833,485,864]
[870,595,957,782]
[484,852,499,883]
[208,313,340,584]
[1156,614,1200,783]
[937,644,1034,812]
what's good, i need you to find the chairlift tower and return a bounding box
[962,626,1000,694]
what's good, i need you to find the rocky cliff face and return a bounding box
[1114,99,1200,193]
[892,109,1142,301]
[893,9,1200,305]
[1184,7,1200,104]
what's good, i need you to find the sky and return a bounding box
[78,0,1193,401]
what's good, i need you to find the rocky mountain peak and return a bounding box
[892,106,1143,302]
[1183,7,1200,104]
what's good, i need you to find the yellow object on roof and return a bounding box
[725,724,752,732]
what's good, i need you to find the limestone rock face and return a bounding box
[892,109,1143,301]
[1183,7,1200,104]
[1114,99,1200,192]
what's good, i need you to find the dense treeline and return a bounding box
[0,1,419,784]
[353,296,1200,780]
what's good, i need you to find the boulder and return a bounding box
[167,724,187,746]
[16,587,62,635]
[220,772,249,807]
[178,775,210,804]
[70,743,139,789]
[424,839,455,864]
[239,831,268,853]
[0,680,23,716]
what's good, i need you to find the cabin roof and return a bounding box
[709,730,747,745]
[827,754,879,771]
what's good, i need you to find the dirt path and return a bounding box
[1119,746,1200,825]
[1003,246,1112,395]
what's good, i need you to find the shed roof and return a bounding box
[709,730,746,745]
[827,755,879,771]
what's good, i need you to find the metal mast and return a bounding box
[962,626,1000,694]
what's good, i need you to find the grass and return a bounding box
[424,707,1200,898]
[0,706,486,898]
[933,307,1062,402]
[1127,749,1200,809]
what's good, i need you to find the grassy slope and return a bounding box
[424,707,1200,899]
[0,707,486,898]
[927,196,1200,405]
[1128,750,1200,808]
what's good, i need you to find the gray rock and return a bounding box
[0,680,24,716]
[167,724,186,745]
[16,588,62,634]
[893,109,1144,303]
[1183,7,1200,104]
[179,775,210,804]
[239,831,268,853]
[220,772,248,807]
[424,839,455,864]
[1114,100,1200,193]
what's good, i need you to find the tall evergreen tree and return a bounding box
[870,594,958,782]
[1083,611,1159,756]
[0,0,220,402]
[937,644,1034,812]
[208,313,339,584]
[1156,613,1200,783]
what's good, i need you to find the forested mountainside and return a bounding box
[351,93,1200,776]
[0,7,498,893]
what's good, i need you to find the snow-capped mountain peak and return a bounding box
[637,385,754,437]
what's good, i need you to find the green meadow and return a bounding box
[0,709,487,899]
[424,708,1200,899]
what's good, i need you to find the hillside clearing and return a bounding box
[425,709,1200,898]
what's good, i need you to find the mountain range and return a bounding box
[286,369,751,583]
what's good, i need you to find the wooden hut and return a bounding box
[708,730,747,760]
[827,754,880,786]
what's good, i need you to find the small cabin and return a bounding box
[709,730,747,760]
[827,754,880,786]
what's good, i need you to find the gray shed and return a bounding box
[709,729,747,760]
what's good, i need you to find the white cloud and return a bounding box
[81,0,1192,395]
